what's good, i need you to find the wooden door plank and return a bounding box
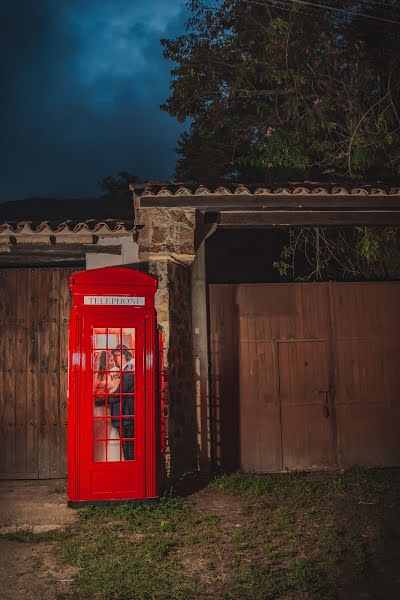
[38,269,51,478]
[47,269,62,477]
[14,269,29,473]
[331,282,400,467]
[237,285,282,472]
[26,269,40,476]
[0,270,6,473]
[239,310,254,470]
[279,340,336,470]
[59,268,73,477]
[2,270,17,475]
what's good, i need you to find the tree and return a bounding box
[273,226,400,281]
[100,172,140,195]
[162,0,400,182]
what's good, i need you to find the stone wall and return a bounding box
[138,207,196,259]
[135,205,198,477]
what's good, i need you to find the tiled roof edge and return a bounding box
[133,183,400,197]
[0,219,135,234]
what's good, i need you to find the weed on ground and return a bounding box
[3,468,400,599]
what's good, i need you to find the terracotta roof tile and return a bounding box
[0,195,134,233]
[0,219,134,235]
[132,182,400,197]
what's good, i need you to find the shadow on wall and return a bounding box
[166,260,197,477]
[124,261,197,479]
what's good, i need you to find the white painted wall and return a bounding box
[85,236,139,270]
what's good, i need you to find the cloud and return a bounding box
[0,0,187,200]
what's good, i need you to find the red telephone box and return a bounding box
[67,266,159,506]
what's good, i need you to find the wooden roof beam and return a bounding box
[213,211,400,227]
[139,194,400,211]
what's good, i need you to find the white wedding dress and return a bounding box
[93,404,123,462]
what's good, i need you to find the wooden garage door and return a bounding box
[0,268,76,479]
[209,282,400,472]
[330,283,400,468]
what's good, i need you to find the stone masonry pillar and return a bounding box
[135,202,198,477]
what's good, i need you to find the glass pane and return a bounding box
[111,348,133,371]
[106,439,120,462]
[107,417,121,440]
[93,440,107,462]
[92,326,136,464]
[121,417,134,439]
[94,328,107,349]
[93,350,108,373]
[121,440,134,461]
[93,371,108,400]
[107,366,121,391]
[106,328,120,349]
[93,417,106,441]
[106,418,122,463]
[122,392,134,416]
[122,328,135,352]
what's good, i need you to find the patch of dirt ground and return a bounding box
[338,508,400,600]
[191,487,245,526]
[0,479,76,600]
[0,480,75,534]
[0,540,76,600]
[175,487,246,591]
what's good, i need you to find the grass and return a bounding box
[4,528,70,544]
[50,497,218,600]
[3,468,400,599]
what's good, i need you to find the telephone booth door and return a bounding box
[83,317,144,500]
[68,267,158,506]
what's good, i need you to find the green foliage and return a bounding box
[273,226,400,281]
[356,227,382,262]
[162,0,400,181]
[100,171,139,195]
[162,1,400,281]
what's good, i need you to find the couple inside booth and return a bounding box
[93,343,134,462]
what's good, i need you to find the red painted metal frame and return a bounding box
[67,266,158,504]
[158,332,167,455]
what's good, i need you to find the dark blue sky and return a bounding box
[0,0,188,201]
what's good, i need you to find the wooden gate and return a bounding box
[209,282,400,472]
[0,268,76,479]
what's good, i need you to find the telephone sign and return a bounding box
[84,296,145,306]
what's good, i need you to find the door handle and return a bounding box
[319,390,330,418]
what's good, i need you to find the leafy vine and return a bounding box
[273,226,400,281]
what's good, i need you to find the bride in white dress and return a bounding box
[93,351,123,462]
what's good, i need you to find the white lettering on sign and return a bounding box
[84,296,145,306]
